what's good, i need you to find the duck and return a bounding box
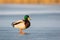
[12,15,31,34]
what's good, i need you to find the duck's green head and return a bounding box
[24,15,31,21]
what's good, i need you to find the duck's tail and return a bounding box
[11,22,15,28]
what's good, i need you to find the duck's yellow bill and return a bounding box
[28,17,31,21]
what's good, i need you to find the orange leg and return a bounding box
[19,29,25,35]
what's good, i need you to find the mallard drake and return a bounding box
[12,15,31,34]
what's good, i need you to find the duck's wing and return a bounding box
[12,20,24,27]
[13,20,23,24]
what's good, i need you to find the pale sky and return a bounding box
[0,4,60,15]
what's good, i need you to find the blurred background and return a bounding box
[0,0,60,40]
[0,0,60,4]
[0,0,60,15]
